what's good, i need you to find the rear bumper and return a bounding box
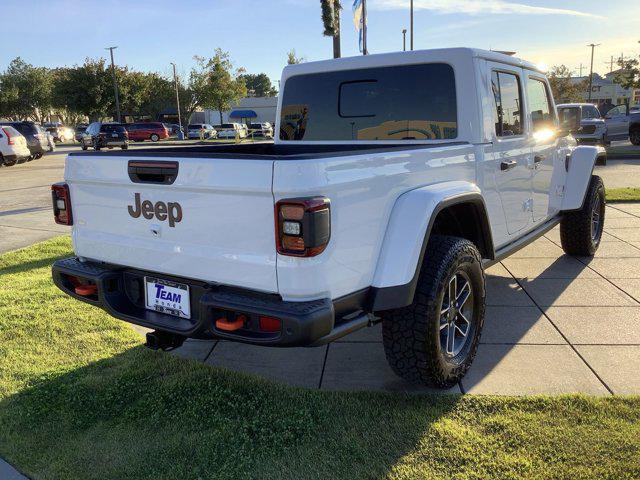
[52,257,369,347]
[2,153,29,164]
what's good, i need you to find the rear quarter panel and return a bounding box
[273,145,478,301]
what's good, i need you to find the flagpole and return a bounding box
[362,0,367,55]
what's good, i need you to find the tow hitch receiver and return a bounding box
[145,330,185,351]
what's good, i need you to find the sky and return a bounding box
[1,0,639,85]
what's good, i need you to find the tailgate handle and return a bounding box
[128,161,179,185]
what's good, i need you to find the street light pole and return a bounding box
[410,0,414,50]
[105,46,121,123]
[170,62,182,139]
[587,43,600,101]
[402,29,407,51]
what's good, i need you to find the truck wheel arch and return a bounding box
[369,183,494,312]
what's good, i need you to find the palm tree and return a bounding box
[320,0,341,59]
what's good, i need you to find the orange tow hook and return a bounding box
[75,284,98,296]
[216,315,246,332]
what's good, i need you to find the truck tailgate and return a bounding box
[66,154,277,293]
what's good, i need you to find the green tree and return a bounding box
[287,49,305,65]
[172,50,247,128]
[548,65,588,103]
[51,59,114,121]
[119,71,173,120]
[320,0,341,58]
[238,73,277,97]
[0,58,52,121]
[613,58,640,105]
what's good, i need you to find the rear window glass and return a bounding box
[101,124,125,133]
[558,107,580,126]
[188,124,203,129]
[220,124,234,129]
[279,63,457,141]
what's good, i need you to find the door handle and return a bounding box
[534,155,545,163]
[500,160,518,171]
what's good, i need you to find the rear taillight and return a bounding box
[275,197,330,257]
[51,182,73,225]
[2,127,15,145]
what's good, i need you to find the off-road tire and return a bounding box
[560,175,605,256]
[380,235,485,388]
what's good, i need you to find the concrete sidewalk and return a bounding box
[166,203,640,395]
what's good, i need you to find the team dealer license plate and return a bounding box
[144,277,191,319]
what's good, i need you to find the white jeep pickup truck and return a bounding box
[51,48,606,388]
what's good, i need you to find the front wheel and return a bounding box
[631,128,640,146]
[560,175,605,256]
[381,235,485,388]
[150,134,159,142]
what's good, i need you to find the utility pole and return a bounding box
[410,0,414,50]
[362,0,367,55]
[587,43,600,101]
[606,56,614,73]
[575,63,584,77]
[170,62,182,139]
[402,29,407,51]
[105,46,121,123]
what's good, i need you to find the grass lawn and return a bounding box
[606,187,640,202]
[1,238,640,480]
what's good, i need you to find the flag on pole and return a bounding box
[352,0,364,53]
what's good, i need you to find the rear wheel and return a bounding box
[381,235,485,388]
[631,127,640,146]
[150,134,160,142]
[560,175,605,256]
[93,140,101,151]
[121,144,128,150]
[3,155,17,166]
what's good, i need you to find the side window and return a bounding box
[527,78,555,132]
[491,71,523,137]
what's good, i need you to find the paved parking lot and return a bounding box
[167,207,640,396]
[2,146,640,395]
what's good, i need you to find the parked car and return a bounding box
[604,104,640,145]
[0,121,48,159]
[249,122,274,139]
[187,124,217,139]
[557,103,607,146]
[163,123,181,136]
[630,105,640,114]
[45,124,74,143]
[0,125,31,166]
[125,122,169,142]
[74,125,88,142]
[80,122,129,151]
[215,123,245,139]
[52,48,606,389]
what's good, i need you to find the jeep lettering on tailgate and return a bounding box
[127,193,182,227]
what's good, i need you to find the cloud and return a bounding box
[374,0,599,18]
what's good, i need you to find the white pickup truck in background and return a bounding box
[52,48,605,388]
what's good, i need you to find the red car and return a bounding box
[125,122,169,142]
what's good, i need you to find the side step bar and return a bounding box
[309,312,374,347]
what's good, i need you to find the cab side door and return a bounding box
[605,105,630,141]
[488,65,533,235]
[525,74,559,223]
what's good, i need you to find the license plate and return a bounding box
[144,277,191,319]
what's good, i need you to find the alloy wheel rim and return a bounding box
[439,271,474,358]
[591,195,602,242]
